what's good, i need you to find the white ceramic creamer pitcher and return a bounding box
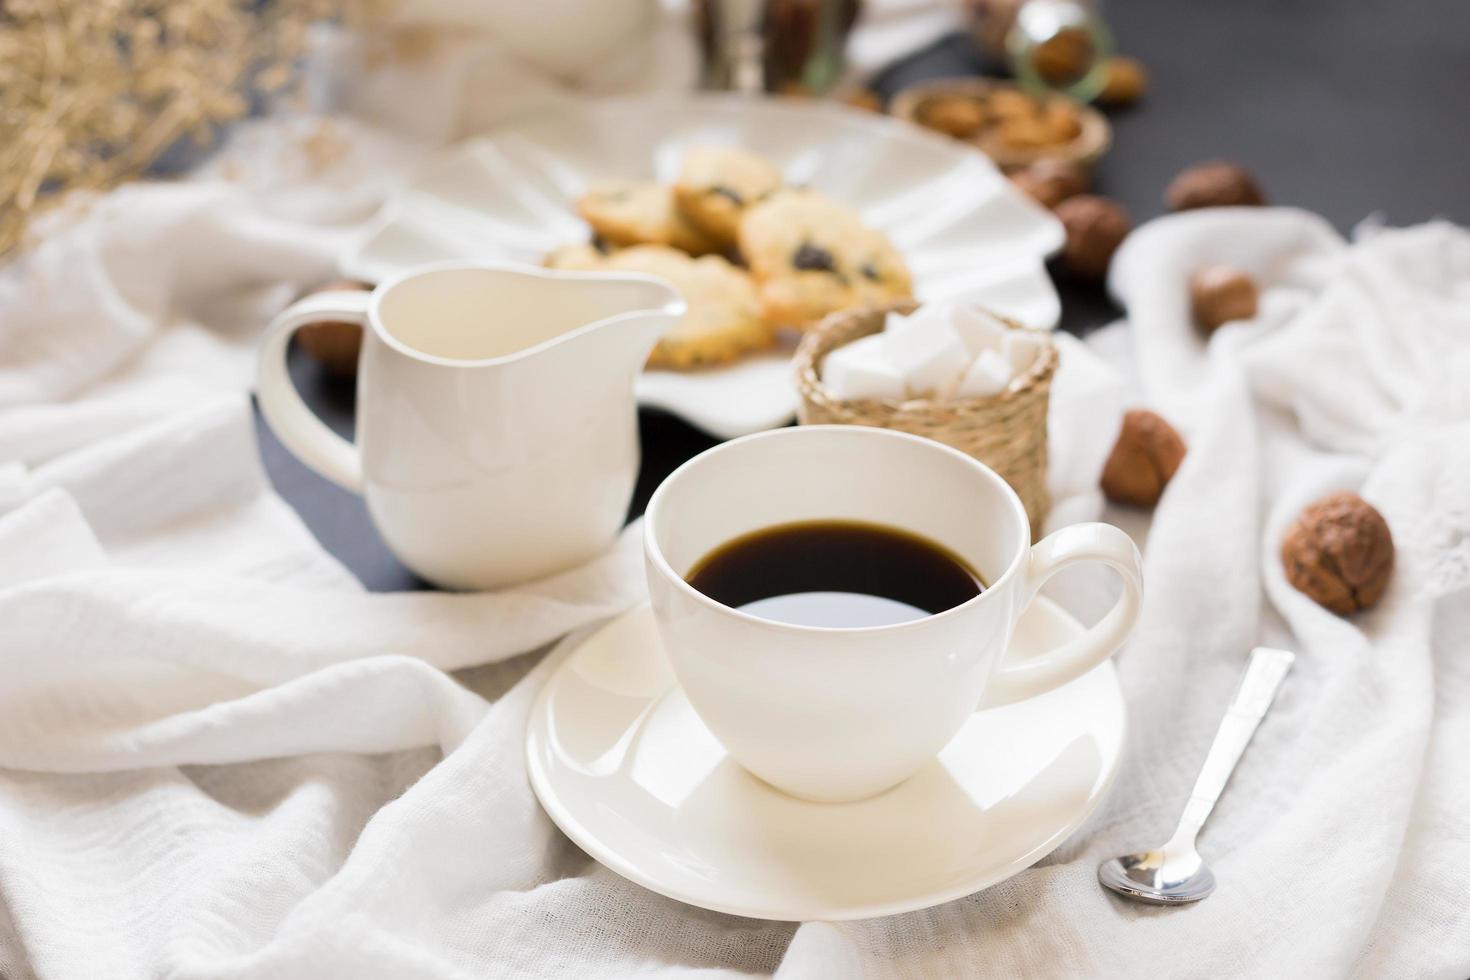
[257,263,683,590]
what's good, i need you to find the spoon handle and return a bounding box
[1169,647,1294,847]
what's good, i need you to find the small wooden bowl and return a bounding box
[890,77,1111,173]
[794,300,1058,539]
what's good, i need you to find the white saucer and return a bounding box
[526,599,1126,921]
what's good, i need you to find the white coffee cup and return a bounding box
[644,425,1143,803]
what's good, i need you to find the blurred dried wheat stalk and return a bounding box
[0,0,378,256]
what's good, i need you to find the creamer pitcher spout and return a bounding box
[550,270,685,379]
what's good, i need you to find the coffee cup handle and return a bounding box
[256,290,369,493]
[980,522,1143,708]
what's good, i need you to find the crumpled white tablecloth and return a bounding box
[3,13,1470,979]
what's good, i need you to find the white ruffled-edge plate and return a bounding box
[342,94,1064,439]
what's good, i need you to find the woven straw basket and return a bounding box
[794,301,1058,539]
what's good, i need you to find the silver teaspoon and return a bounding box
[1099,646,1295,904]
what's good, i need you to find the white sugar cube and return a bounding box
[882,308,971,398]
[950,304,1010,356]
[821,334,905,401]
[954,348,1014,399]
[1001,330,1047,375]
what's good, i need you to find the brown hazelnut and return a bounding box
[1038,100,1083,142]
[1096,56,1148,106]
[1010,159,1089,209]
[1100,409,1186,507]
[1030,26,1095,87]
[1190,265,1259,334]
[994,116,1052,150]
[987,89,1035,120]
[1281,492,1394,615]
[918,95,988,139]
[1054,195,1131,281]
[1165,160,1267,211]
[295,279,371,378]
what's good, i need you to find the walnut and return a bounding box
[1165,160,1267,211]
[1190,265,1259,334]
[295,279,371,378]
[1281,492,1394,615]
[1100,409,1186,507]
[1054,195,1131,281]
[917,95,988,139]
[1010,159,1089,210]
[1097,56,1148,106]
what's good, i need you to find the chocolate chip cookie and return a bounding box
[672,146,784,246]
[738,190,912,329]
[576,180,719,255]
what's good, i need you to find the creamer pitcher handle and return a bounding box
[256,290,367,493]
[980,522,1143,707]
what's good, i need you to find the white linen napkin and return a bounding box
[0,395,651,980]
[4,189,1468,976]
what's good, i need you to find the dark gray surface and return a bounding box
[256,1,1470,591]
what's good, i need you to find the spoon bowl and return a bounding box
[1098,845,1216,904]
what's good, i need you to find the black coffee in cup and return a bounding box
[685,519,984,628]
